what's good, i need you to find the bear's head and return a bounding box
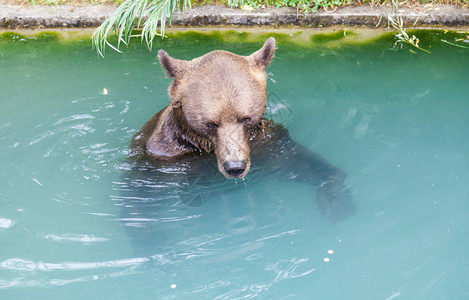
[158,38,276,179]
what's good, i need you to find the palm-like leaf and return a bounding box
[92,0,191,56]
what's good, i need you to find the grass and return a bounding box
[12,0,469,8]
[4,0,121,5]
[385,0,431,53]
[91,0,192,56]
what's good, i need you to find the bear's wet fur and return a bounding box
[127,38,354,221]
[131,38,276,179]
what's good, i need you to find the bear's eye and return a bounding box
[241,117,252,124]
[205,122,219,130]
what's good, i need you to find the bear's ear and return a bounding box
[158,50,187,78]
[248,37,276,69]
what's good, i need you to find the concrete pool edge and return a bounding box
[1,4,469,29]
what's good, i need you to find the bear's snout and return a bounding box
[223,160,247,178]
[215,124,251,179]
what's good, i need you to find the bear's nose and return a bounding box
[223,160,247,178]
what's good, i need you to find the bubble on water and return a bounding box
[0,218,14,229]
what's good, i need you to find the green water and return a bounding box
[0,29,468,299]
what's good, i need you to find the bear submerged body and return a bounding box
[120,38,354,223]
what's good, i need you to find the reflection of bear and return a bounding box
[128,38,354,221]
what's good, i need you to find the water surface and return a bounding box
[0,29,468,299]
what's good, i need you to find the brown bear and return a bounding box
[128,38,353,221]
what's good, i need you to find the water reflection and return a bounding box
[0,256,152,288]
